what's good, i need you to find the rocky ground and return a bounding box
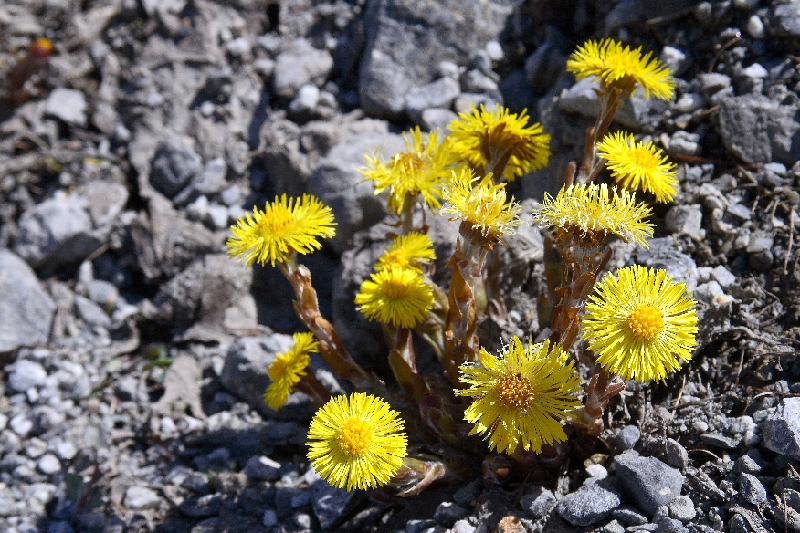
[2,0,800,532]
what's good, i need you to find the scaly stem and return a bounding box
[278,254,374,390]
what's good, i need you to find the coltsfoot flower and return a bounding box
[581,265,698,382]
[531,182,653,249]
[597,132,678,203]
[441,168,522,244]
[566,38,675,100]
[264,332,319,410]
[376,233,436,272]
[446,105,551,182]
[307,392,407,491]
[227,194,336,267]
[355,266,435,328]
[361,127,452,215]
[455,336,582,454]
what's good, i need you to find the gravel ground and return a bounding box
[2,1,800,532]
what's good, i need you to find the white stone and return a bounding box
[37,455,61,475]
[746,15,764,38]
[124,486,161,510]
[45,88,87,126]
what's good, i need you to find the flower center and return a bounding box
[629,147,658,169]
[267,356,289,381]
[626,303,665,341]
[382,277,410,299]
[336,418,374,456]
[494,371,535,409]
[259,208,294,238]
[395,152,425,174]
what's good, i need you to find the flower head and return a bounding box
[532,183,653,249]
[376,233,436,272]
[455,337,582,454]
[446,105,551,182]
[581,265,698,382]
[566,39,675,100]
[307,392,407,491]
[441,168,522,244]
[227,194,336,267]
[263,332,318,410]
[355,266,434,328]
[361,127,452,215]
[598,132,678,203]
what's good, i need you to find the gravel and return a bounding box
[2,1,799,532]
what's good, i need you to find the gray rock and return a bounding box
[763,398,800,460]
[656,517,688,533]
[150,139,203,198]
[614,454,684,516]
[141,0,184,16]
[244,455,281,481]
[262,509,278,528]
[520,486,557,518]
[559,77,658,130]
[289,84,321,114]
[404,77,460,123]
[8,359,48,392]
[452,479,482,507]
[773,4,800,37]
[612,506,648,526]
[434,502,469,527]
[36,454,61,475]
[665,204,703,240]
[734,450,767,475]
[46,521,74,533]
[727,203,752,222]
[273,39,333,98]
[0,251,55,352]
[660,46,691,77]
[668,495,696,522]
[694,282,725,306]
[309,131,405,253]
[358,0,521,118]
[194,158,228,196]
[719,95,800,166]
[45,88,88,126]
[420,108,458,132]
[75,296,111,328]
[451,519,476,533]
[746,15,764,38]
[525,39,567,96]
[668,131,701,156]
[180,495,223,518]
[675,93,704,114]
[15,182,128,271]
[556,479,621,526]
[739,473,767,505]
[636,238,699,290]
[311,480,356,529]
[698,73,731,98]
[614,425,641,451]
[124,486,161,510]
[407,519,436,533]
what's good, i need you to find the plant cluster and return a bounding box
[226,38,699,494]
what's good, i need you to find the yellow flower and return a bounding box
[581,265,698,382]
[360,127,452,215]
[354,266,434,328]
[376,232,436,272]
[263,332,319,411]
[446,105,551,182]
[307,392,407,491]
[455,337,582,454]
[531,183,653,248]
[566,39,675,100]
[441,168,522,243]
[597,132,678,203]
[227,194,336,267]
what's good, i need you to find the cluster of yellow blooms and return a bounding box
[225,37,699,492]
